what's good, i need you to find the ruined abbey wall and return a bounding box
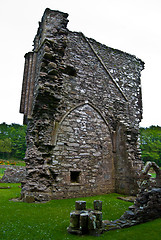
[20,9,144,202]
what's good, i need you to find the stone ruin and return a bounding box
[103,161,161,230]
[68,162,161,236]
[0,166,26,183]
[20,8,144,202]
[68,200,103,236]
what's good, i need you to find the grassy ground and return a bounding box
[150,172,156,178]
[0,183,161,240]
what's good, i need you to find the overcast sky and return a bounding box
[0,0,160,127]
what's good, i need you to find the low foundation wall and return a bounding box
[0,166,26,183]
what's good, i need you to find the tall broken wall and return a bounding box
[20,8,144,201]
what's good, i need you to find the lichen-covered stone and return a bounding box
[80,212,88,233]
[69,211,80,229]
[23,195,35,203]
[75,201,86,210]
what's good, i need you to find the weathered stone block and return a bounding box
[94,200,102,211]
[69,211,80,229]
[94,211,102,228]
[88,212,96,230]
[23,195,35,203]
[75,201,86,210]
[80,212,88,233]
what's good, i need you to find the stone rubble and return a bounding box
[103,187,161,231]
[104,161,161,231]
[0,167,26,183]
[67,200,103,236]
[68,162,161,236]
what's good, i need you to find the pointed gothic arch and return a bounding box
[51,101,115,197]
[59,101,112,135]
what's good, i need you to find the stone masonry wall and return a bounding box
[51,104,114,198]
[20,9,144,202]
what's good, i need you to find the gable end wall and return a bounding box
[20,9,144,201]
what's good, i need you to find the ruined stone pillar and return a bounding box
[69,211,80,229]
[80,212,88,234]
[75,201,86,210]
[20,53,29,114]
[94,200,102,211]
[24,52,33,117]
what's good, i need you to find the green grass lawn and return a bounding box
[0,183,161,240]
[151,173,156,178]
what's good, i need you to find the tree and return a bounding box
[0,138,12,158]
[0,123,27,160]
[140,126,161,166]
[10,124,27,159]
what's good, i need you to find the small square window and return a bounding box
[70,171,80,183]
